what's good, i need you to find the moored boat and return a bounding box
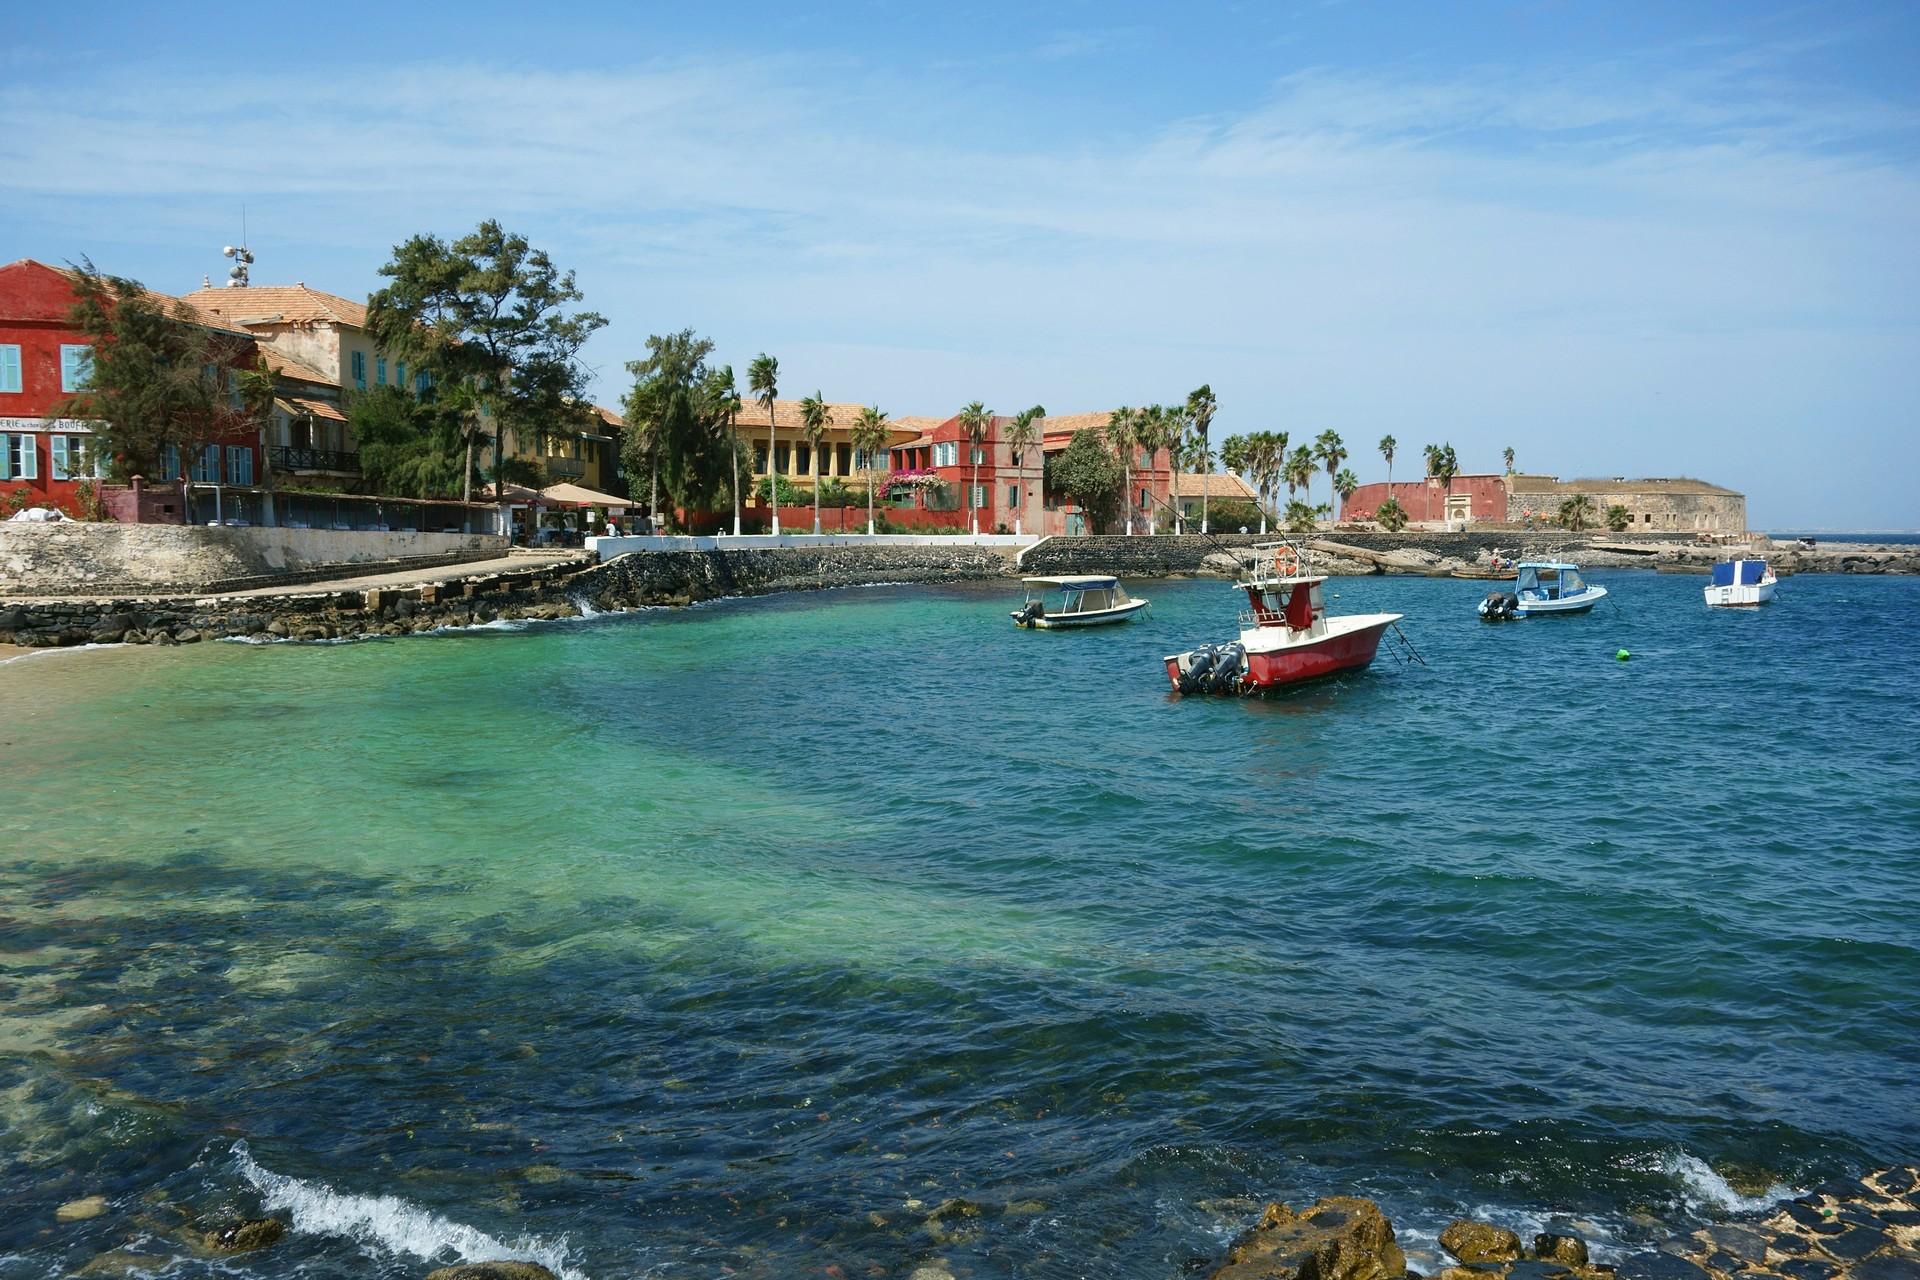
[1704,557,1776,607]
[1012,575,1148,628]
[1512,561,1607,616]
[1164,543,1402,695]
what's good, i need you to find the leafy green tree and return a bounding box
[623,330,731,528]
[1004,405,1044,536]
[1284,499,1319,533]
[1560,493,1597,530]
[1052,426,1124,533]
[1376,496,1409,531]
[958,401,992,534]
[51,262,263,491]
[366,220,606,510]
[748,354,780,533]
[347,383,472,498]
[851,404,893,534]
[1219,433,1249,481]
[1605,503,1631,532]
[799,392,833,534]
[1186,385,1217,532]
[1314,429,1346,516]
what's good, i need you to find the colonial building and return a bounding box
[0,259,262,516]
[1343,474,1508,525]
[742,399,921,492]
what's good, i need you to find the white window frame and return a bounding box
[969,445,985,465]
[971,483,987,510]
[2,432,37,480]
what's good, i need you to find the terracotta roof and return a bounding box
[1507,474,1741,497]
[1038,410,1117,438]
[257,346,333,386]
[278,396,346,423]
[1170,472,1259,500]
[179,283,370,329]
[736,399,919,444]
[591,403,624,429]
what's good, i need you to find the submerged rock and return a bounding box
[56,1194,108,1221]
[423,1264,558,1280]
[203,1217,286,1252]
[1533,1234,1590,1266]
[1442,1221,1524,1263]
[1207,1195,1407,1280]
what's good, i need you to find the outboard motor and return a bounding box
[1206,642,1246,694]
[1478,591,1519,622]
[1179,644,1221,694]
[1016,599,1045,626]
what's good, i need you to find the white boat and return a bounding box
[1704,558,1776,607]
[1012,575,1149,628]
[1163,543,1402,694]
[1512,561,1607,616]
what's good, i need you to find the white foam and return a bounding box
[1664,1151,1797,1215]
[233,1142,587,1279]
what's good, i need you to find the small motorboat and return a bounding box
[1704,558,1776,607]
[1512,561,1607,616]
[1012,575,1148,628]
[1164,542,1402,694]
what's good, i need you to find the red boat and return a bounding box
[1164,543,1403,695]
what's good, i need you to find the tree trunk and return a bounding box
[462,432,475,533]
[1172,459,1183,534]
[813,442,822,535]
[969,451,978,535]
[867,475,875,536]
[768,411,780,536]
[731,432,741,536]
[649,456,659,535]
[1123,460,1132,535]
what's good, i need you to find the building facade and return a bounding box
[1342,474,1508,524]
[1504,475,1746,531]
[0,259,262,516]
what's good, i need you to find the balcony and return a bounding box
[270,445,360,474]
[546,456,586,479]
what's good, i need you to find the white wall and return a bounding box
[587,531,1040,560]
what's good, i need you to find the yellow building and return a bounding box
[735,400,923,490]
[535,404,625,494]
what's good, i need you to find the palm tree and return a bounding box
[1560,494,1597,531]
[748,354,779,534]
[1186,385,1217,533]
[1162,405,1192,533]
[799,392,832,534]
[1421,443,1441,522]
[1106,406,1138,535]
[1005,405,1044,536]
[1253,430,1288,533]
[1379,434,1397,496]
[1314,429,1346,520]
[1503,446,1516,475]
[710,366,744,535]
[851,404,892,535]
[1132,406,1168,533]
[1334,467,1359,518]
[956,402,991,534]
[1433,443,1460,527]
[1284,445,1315,510]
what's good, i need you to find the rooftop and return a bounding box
[179,283,370,329]
[1507,473,1741,497]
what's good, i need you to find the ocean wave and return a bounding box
[232,1142,588,1279]
[1663,1151,1798,1215]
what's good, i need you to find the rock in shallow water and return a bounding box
[203,1217,286,1252]
[423,1264,558,1280]
[1533,1234,1590,1266]
[55,1195,108,1221]
[1207,1195,1406,1280]
[1442,1221,1525,1264]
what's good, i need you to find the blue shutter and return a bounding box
[376,356,387,386]
[16,433,36,480]
[0,345,21,393]
[0,435,11,481]
[61,345,94,392]
[50,436,68,481]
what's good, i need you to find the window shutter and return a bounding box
[19,434,37,480]
[0,345,21,393]
[0,435,11,481]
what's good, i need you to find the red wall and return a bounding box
[0,259,261,518]
[1344,474,1508,522]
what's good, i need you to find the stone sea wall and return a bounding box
[0,545,1013,649]
[0,522,508,596]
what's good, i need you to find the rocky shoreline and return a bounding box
[49,1166,1920,1279]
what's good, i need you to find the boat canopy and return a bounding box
[1023,575,1118,590]
[1712,560,1767,586]
[1515,561,1580,571]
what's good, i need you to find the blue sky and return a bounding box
[4,1,1916,527]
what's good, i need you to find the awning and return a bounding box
[481,482,547,504]
[539,482,632,509]
[275,396,346,422]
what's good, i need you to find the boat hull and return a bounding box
[1704,581,1776,607]
[1012,599,1149,628]
[1164,614,1399,694]
[1513,586,1607,617]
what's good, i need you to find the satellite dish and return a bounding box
[222,245,236,258]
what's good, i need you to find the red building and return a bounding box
[887,409,1182,535]
[0,259,262,517]
[1342,473,1508,525]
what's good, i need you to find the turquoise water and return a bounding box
[3,571,1918,1279]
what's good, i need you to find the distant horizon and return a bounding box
[4,1,1914,528]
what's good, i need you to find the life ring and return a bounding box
[1273,547,1302,578]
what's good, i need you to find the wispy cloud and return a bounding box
[1,40,1914,522]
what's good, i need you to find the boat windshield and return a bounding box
[1060,587,1118,613]
[1561,569,1587,593]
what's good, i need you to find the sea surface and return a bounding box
[3,570,1918,1279]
